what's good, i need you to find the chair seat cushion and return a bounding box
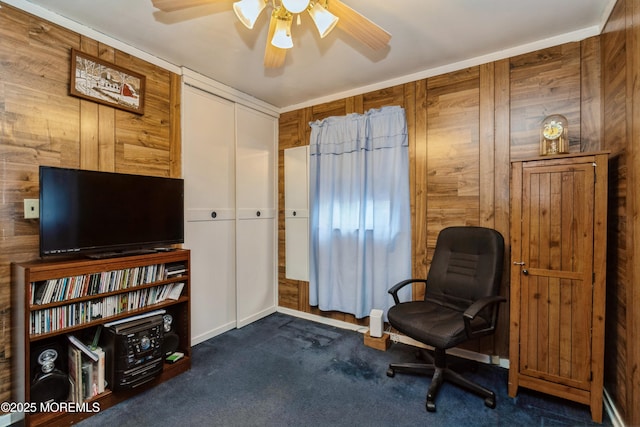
[387,301,483,349]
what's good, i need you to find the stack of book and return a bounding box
[164,262,186,279]
[67,335,105,402]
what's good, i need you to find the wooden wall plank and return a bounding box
[510,43,582,160]
[169,73,182,178]
[602,0,631,422]
[628,0,640,422]
[426,67,480,249]
[580,36,602,153]
[79,38,99,170]
[413,79,428,299]
[98,44,116,172]
[494,58,511,357]
[480,62,496,229]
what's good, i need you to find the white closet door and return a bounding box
[235,104,277,328]
[183,85,237,344]
[284,146,309,281]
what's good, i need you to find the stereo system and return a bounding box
[104,313,165,391]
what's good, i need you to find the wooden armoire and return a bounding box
[508,152,608,423]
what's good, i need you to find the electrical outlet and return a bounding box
[24,199,39,219]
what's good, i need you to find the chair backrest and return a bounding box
[425,226,504,314]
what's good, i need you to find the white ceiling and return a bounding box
[8,0,615,111]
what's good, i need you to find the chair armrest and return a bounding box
[462,295,506,339]
[388,279,427,304]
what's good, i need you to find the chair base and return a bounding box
[386,349,496,412]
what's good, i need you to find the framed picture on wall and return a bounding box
[69,48,146,115]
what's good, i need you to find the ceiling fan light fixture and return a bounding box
[281,0,310,14]
[271,9,294,49]
[308,2,339,38]
[233,0,267,29]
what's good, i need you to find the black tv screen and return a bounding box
[39,166,184,257]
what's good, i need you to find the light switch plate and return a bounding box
[24,199,39,219]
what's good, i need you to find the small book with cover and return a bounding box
[92,347,106,395]
[67,345,82,403]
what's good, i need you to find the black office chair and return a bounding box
[386,226,505,412]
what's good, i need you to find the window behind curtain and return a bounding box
[309,106,412,319]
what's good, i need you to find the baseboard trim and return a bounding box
[603,388,625,427]
[277,307,508,366]
[191,321,236,346]
[388,330,510,368]
[277,307,368,333]
[237,306,277,329]
[0,412,22,427]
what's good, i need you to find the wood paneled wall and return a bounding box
[601,0,640,424]
[279,37,600,358]
[0,4,181,404]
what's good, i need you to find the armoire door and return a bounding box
[517,161,595,389]
[509,153,607,423]
[235,104,277,328]
[183,85,237,344]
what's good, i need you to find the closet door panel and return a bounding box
[235,105,277,327]
[186,220,236,344]
[236,217,276,327]
[183,86,235,210]
[183,85,237,343]
[236,105,276,211]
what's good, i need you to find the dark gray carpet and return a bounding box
[77,313,611,426]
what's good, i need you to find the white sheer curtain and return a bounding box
[309,106,411,319]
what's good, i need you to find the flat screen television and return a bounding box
[39,166,184,257]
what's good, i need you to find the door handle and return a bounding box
[513,261,526,266]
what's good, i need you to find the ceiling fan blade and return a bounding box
[328,0,391,50]
[151,0,222,12]
[264,13,287,68]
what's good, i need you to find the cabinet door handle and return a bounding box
[211,211,217,219]
[513,261,526,266]
[256,210,261,217]
[293,211,297,216]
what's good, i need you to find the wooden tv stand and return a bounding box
[12,249,191,426]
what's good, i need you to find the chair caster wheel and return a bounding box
[426,400,436,412]
[484,395,496,409]
[386,367,395,377]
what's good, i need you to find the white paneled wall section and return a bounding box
[284,146,309,281]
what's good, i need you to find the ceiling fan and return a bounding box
[150,0,391,68]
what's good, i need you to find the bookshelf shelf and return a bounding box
[12,249,192,427]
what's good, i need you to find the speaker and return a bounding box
[161,313,179,356]
[30,342,70,404]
